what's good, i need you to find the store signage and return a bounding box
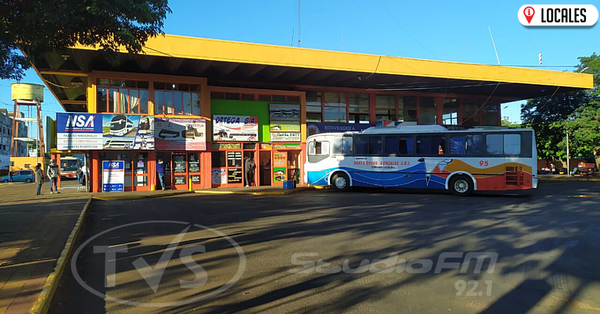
[269,122,300,132]
[102,115,154,150]
[273,152,287,184]
[212,143,241,150]
[271,132,301,142]
[211,168,227,185]
[102,160,125,192]
[269,104,300,121]
[155,118,206,151]
[213,115,258,142]
[57,113,103,150]
[274,143,302,150]
[306,123,374,137]
[57,113,154,151]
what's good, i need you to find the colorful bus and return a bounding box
[304,124,537,195]
[60,156,82,179]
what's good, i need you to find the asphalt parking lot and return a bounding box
[50,182,600,314]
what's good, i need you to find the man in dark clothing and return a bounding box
[156,159,166,190]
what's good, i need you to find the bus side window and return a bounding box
[332,137,343,155]
[504,134,521,155]
[355,136,368,155]
[368,136,382,155]
[401,137,414,155]
[385,136,399,156]
[308,140,330,163]
[416,136,432,154]
[342,136,353,155]
[486,134,504,155]
[466,135,483,156]
[451,136,466,155]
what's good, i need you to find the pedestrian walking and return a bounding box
[156,159,166,190]
[35,163,44,195]
[47,159,60,194]
[244,156,255,187]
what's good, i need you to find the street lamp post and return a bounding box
[566,131,570,176]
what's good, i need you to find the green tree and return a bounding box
[500,116,521,128]
[521,53,600,162]
[0,0,171,80]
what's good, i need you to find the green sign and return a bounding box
[269,121,300,132]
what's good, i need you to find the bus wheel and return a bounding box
[332,172,351,192]
[449,175,473,196]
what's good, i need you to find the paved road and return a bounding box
[51,182,600,313]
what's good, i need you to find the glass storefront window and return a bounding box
[188,153,200,173]
[173,154,186,173]
[442,98,460,125]
[419,97,437,125]
[154,82,201,116]
[401,96,417,122]
[324,107,347,123]
[97,79,149,114]
[227,151,242,167]
[212,152,226,168]
[349,93,370,114]
[324,92,347,123]
[462,98,481,126]
[481,102,499,126]
[376,95,395,121]
[306,91,322,122]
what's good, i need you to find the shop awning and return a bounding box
[28,35,594,112]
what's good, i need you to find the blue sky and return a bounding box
[1,0,598,126]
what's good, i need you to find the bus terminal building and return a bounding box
[30,35,593,192]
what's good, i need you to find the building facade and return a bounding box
[0,109,29,170]
[28,35,593,192]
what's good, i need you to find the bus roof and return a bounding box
[307,124,532,139]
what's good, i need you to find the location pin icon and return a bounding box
[524,6,535,23]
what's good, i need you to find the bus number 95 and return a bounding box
[479,161,489,167]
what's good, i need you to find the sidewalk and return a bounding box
[0,182,89,314]
[195,185,312,195]
[538,174,600,182]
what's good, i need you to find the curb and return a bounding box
[538,177,600,182]
[92,190,193,201]
[30,197,93,314]
[195,187,312,196]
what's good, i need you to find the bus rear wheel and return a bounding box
[449,175,474,196]
[331,172,351,192]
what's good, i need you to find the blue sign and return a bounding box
[102,160,125,192]
[57,113,102,133]
[306,123,374,136]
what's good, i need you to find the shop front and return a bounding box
[210,94,304,187]
[154,117,207,190]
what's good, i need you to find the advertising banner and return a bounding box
[211,168,227,185]
[57,113,154,151]
[155,118,207,151]
[269,104,300,121]
[102,115,154,150]
[102,160,125,192]
[269,122,300,132]
[271,132,301,142]
[273,152,287,183]
[57,113,103,150]
[306,122,374,137]
[213,115,258,141]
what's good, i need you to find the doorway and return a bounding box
[156,152,172,190]
[259,151,271,186]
